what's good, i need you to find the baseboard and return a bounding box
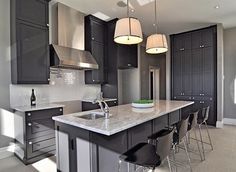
[216,121,224,128]
[0,145,15,160]
[223,118,236,126]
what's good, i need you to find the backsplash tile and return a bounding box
[10,69,101,107]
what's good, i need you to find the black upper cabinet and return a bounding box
[117,44,138,69]
[192,28,214,49]
[173,33,191,52]
[15,0,49,27]
[11,0,50,84]
[85,15,106,84]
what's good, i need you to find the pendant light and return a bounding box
[146,0,168,54]
[114,0,143,45]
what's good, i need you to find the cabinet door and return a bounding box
[128,121,152,148]
[191,49,202,96]
[17,21,49,84]
[117,45,137,69]
[201,28,214,48]
[182,50,192,96]
[202,47,215,97]
[173,34,184,52]
[172,51,182,96]
[191,31,202,49]
[16,0,48,27]
[90,19,105,43]
[85,41,104,84]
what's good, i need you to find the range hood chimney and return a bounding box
[50,3,98,70]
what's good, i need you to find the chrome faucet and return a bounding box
[93,92,110,119]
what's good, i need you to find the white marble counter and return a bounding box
[12,103,65,112]
[82,98,117,103]
[52,100,194,136]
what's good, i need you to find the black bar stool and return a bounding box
[172,116,192,172]
[187,111,204,161]
[197,106,214,160]
[118,128,174,172]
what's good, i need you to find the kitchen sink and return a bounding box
[76,112,105,120]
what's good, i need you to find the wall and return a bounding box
[0,0,13,148]
[223,27,236,120]
[140,46,166,99]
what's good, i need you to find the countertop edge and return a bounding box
[12,103,65,112]
[53,101,194,136]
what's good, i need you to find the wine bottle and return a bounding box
[31,89,36,106]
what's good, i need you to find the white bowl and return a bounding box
[131,102,154,108]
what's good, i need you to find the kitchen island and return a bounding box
[53,100,193,172]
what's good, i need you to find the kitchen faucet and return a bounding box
[93,92,110,119]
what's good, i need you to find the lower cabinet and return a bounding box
[55,110,180,172]
[14,107,63,164]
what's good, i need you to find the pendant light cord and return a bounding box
[155,0,158,33]
[127,0,131,39]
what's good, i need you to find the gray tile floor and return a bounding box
[0,125,236,172]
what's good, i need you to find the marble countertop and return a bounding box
[52,100,194,136]
[82,98,117,103]
[12,103,65,112]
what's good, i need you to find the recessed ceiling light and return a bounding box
[215,5,220,9]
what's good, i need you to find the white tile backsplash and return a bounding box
[10,69,101,107]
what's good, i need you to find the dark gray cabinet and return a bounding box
[14,107,63,164]
[117,44,138,69]
[11,0,50,84]
[128,121,152,148]
[85,15,106,84]
[15,0,49,27]
[171,26,217,125]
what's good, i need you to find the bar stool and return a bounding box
[187,111,204,161]
[118,128,174,172]
[172,116,192,172]
[197,106,214,160]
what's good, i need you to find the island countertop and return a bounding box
[52,100,194,136]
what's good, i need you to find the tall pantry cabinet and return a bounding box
[171,26,217,126]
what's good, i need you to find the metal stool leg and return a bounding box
[183,137,192,172]
[172,145,178,172]
[194,127,203,161]
[198,124,206,160]
[204,122,213,150]
[167,156,172,172]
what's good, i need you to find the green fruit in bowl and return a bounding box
[133,99,153,104]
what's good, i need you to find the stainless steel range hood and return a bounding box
[50,44,98,70]
[50,3,98,70]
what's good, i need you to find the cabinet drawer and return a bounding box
[27,138,55,159]
[26,108,63,121]
[26,118,55,139]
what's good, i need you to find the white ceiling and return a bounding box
[54,0,236,35]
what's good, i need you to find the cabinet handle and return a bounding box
[114,101,117,104]
[92,80,95,82]
[210,98,213,101]
[47,24,50,27]
[60,108,63,112]
[127,64,131,67]
[192,97,195,100]
[92,37,95,40]
[28,123,32,127]
[202,45,205,48]
[200,45,202,48]
[29,142,32,145]
[182,93,185,95]
[200,101,205,104]
[189,97,191,100]
[174,97,177,99]
[48,78,50,81]
[27,113,31,117]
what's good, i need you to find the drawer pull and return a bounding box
[29,142,32,145]
[27,113,31,117]
[28,123,32,127]
[60,109,63,112]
